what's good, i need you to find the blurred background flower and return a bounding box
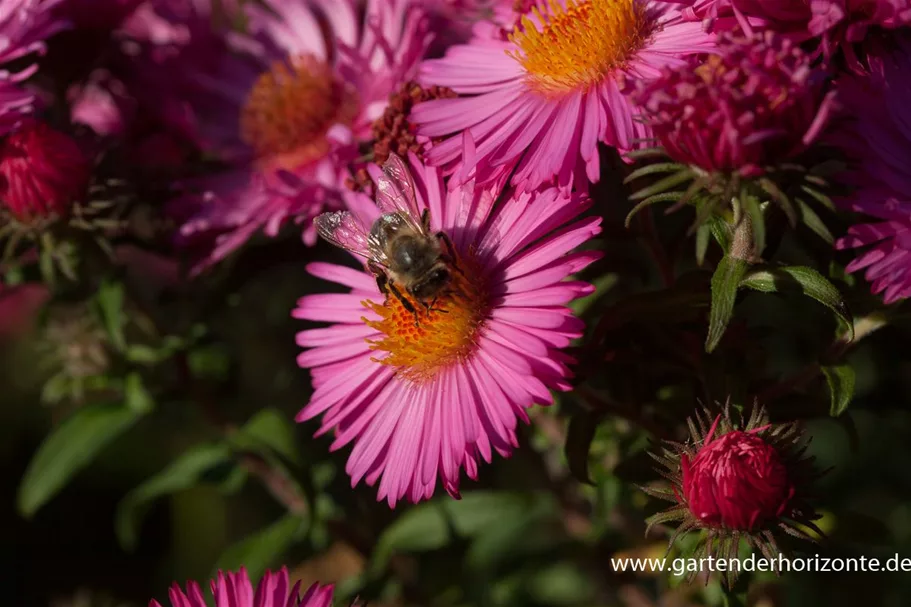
[835,35,911,303]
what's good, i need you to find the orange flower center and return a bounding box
[363,255,490,383]
[240,55,358,171]
[509,0,651,95]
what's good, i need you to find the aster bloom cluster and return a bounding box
[7,0,911,604]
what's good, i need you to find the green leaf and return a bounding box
[797,198,834,244]
[18,400,149,517]
[740,265,854,340]
[465,497,560,573]
[695,222,712,266]
[629,169,695,202]
[124,372,154,414]
[443,492,537,537]
[372,503,450,573]
[94,280,126,351]
[116,442,233,551]
[708,215,732,252]
[822,364,856,417]
[565,412,599,485]
[233,408,300,465]
[214,514,307,582]
[623,147,668,161]
[705,256,749,353]
[623,162,685,183]
[525,562,595,605]
[624,192,682,228]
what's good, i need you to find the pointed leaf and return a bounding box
[234,408,300,465]
[706,256,749,353]
[821,363,855,417]
[116,442,233,551]
[443,492,538,537]
[94,280,126,351]
[740,266,854,340]
[624,192,682,228]
[797,198,834,244]
[696,223,711,266]
[629,169,694,201]
[18,400,149,517]
[624,162,685,184]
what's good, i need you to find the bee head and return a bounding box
[411,266,451,300]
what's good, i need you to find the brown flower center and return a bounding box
[241,55,358,171]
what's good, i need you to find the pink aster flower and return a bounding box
[672,0,910,66]
[54,0,143,31]
[140,0,433,273]
[150,567,334,607]
[633,31,836,177]
[295,151,601,506]
[835,36,911,303]
[0,0,69,130]
[412,0,716,193]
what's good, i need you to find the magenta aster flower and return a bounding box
[150,567,334,607]
[835,36,911,303]
[672,0,910,65]
[412,0,715,193]
[139,0,432,273]
[295,153,601,506]
[54,0,142,31]
[634,31,836,177]
[0,0,69,131]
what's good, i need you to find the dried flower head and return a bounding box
[642,402,824,586]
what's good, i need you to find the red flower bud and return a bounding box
[0,119,91,222]
[642,403,824,587]
[682,421,792,531]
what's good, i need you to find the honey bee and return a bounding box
[314,154,460,322]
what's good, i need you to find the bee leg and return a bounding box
[436,231,465,276]
[368,261,390,297]
[421,208,432,232]
[387,280,420,325]
[428,296,449,315]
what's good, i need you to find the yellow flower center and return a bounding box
[363,255,490,383]
[241,55,358,171]
[509,0,651,95]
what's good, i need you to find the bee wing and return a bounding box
[375,153,428,235]
[314,211,389,266]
